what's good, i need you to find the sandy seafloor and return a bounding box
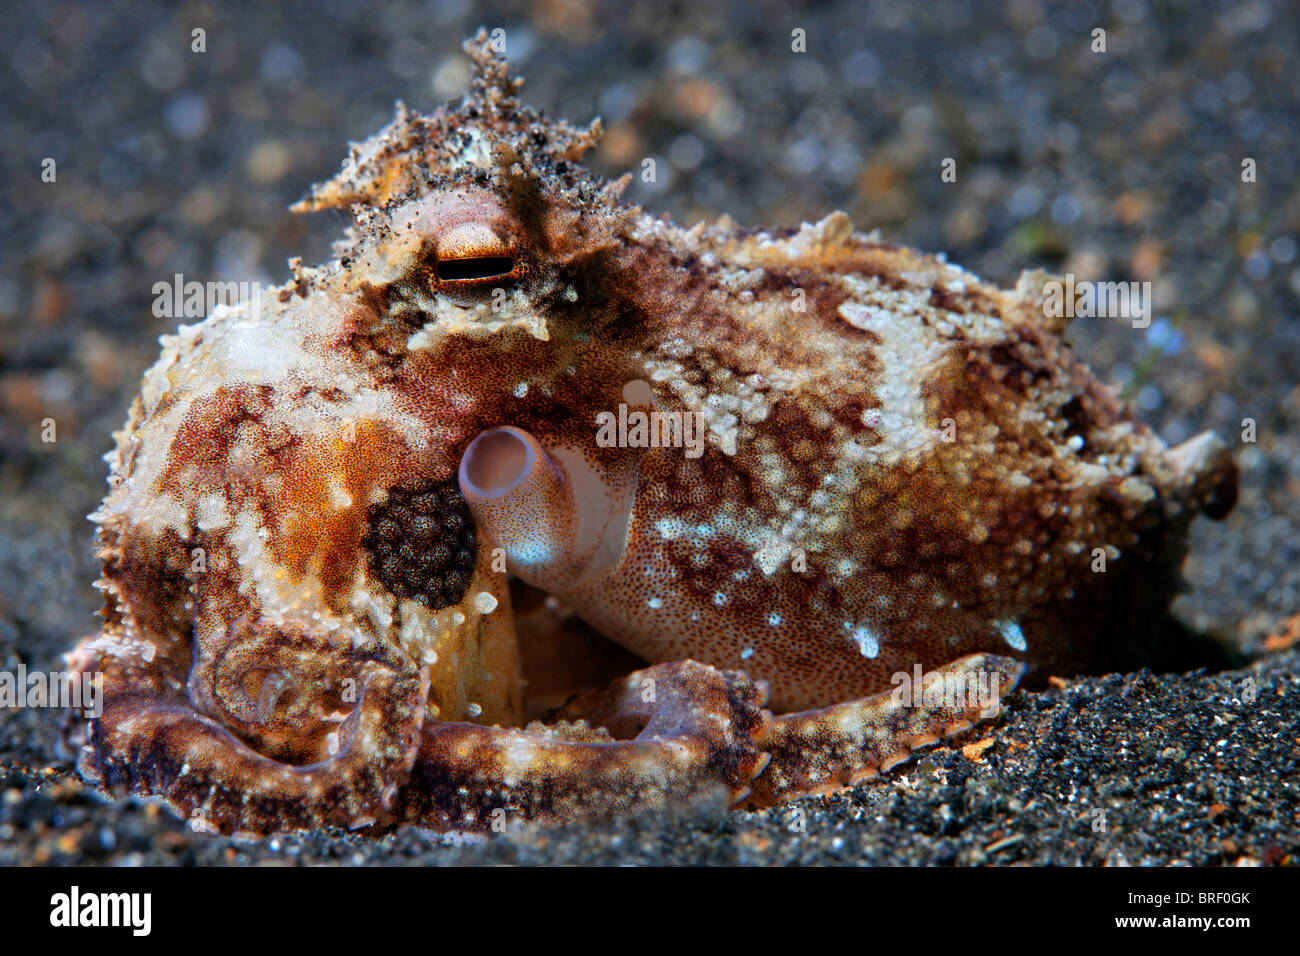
[0,0,1296,865]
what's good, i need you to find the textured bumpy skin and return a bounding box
[64,34,1237,834]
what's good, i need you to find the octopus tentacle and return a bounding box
[744,653,1025,807]
[400,660,770,829]
[78,653,430,835]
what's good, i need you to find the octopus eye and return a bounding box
[431,220,523,285]
[437,255,516,282]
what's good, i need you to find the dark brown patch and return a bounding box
[159,384,275,494]
[362,478,477,609]
[929,282,968,314]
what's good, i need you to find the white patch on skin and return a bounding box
[501,735,542,777]
[837,288,947,467]
[474,591,498,614]
[654,514,768,552]
[331,391,431,450]
[229,510,300,616]
[836,709,864,735]
[405,295,547,345]
[850,624,881,658]
[196,493,232,532]
[643,343,774,458]
[328,475,353,509]
[732,211,853,261]
[222,306,312,381]
[994,619,1027,651]
[716,267,765,292]
[454,125,494,170]
[754,538,792,576]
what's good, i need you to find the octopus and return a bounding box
[62,34,1237,836]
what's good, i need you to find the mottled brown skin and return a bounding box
[63,34,1236,834]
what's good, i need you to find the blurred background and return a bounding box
[0,0,1297,860]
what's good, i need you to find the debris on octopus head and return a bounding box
[290,29,639,313]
